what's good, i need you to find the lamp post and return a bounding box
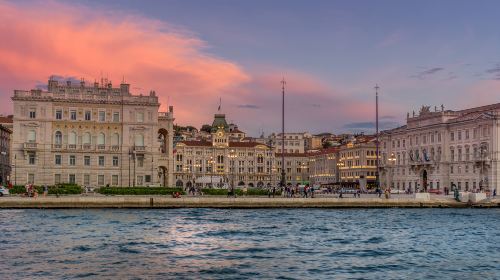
[133,151,136,187]
[208,156,214,188]
[14,154,17,186]
[228,149,238,194]
[280,78,286,189]
[375,84,380,190]
[128,153,131,187]
[388,153,396,189]
[336,159,345,189]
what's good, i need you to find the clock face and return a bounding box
[218,132,223,137]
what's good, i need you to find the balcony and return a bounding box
[24,142,37,150]
[110,145,120,151]
[97,145,106,151]
[52,144,62,150]
[68,144,77,150]
[82,144,93,150]
[134,146,146,153]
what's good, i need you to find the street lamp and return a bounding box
[208,156,214,188]
[227,149,238,194]
[375,85,380,190]
[336,159,345,188]
[388,153,396,189]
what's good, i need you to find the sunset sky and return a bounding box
[1,0,499,136]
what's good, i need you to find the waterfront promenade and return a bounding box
[1,194,498,208]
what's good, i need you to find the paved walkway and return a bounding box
[0,195,497,208]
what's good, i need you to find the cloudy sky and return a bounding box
[1,0,499,136]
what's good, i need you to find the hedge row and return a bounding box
[201,188,281,196]
[10,184,82,195]
[97,187,185,195]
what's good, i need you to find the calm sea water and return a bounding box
[0,208,499,280]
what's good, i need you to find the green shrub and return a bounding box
[200,188,281,196]
[97,187,185,195]
[9,184,82,195]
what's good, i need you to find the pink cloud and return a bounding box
[0,1,249,126]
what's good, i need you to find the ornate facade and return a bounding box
[173,113,275,189]
[380,104,500,194]
[11,78,174,187]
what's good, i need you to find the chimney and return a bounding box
[120,83,129,95]
[48,78,58,92]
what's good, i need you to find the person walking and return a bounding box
[272,186,276,198]
[43,185,48,197]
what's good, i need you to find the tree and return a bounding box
[322,141,333,149]
[200,124,212,133]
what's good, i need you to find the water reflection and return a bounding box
[0,208,499,279]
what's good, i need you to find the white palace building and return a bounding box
[380,104,500,194]
[11,78,175,187]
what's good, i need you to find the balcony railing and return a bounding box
[52,144,62,149]
[110,145,120,151]
[134,146,146,152]
[68,144,77,150]
[97,145,106,150]
[24,142,37,149]
[83,144,93,150]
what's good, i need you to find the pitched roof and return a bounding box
[177,140,212,147]
[229,142,270,148]
[0,116,13,123]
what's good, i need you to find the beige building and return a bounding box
[380,104,500,194]
[174,113,275,189]
[270,132,311,154]
[276,153,310,186]
[0,124,11,185]
[11,78,174,187]
[338,139,378,188]
[308,148,338,186]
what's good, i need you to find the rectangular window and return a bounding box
[113,112,120,122]
[145,175,151,183]
[69,174,76,184]
[450,132,454,141]
[112,175,118,185]
[29,154,36,165]
[55,110,62,120]
[99,111,106,122]
[137,176,144,186]
[70,110,77,120]
[29,109,36,119]
[55,155,61,165]
[54,174,61,184]
[28,173,35,184]
[137,156,144,167]
[99,156,105,166]
[136,112,144,123]
[84,156,90,166]
[85,111,91,121]
[98,175,105,186]
[69,155,76,166]
[84,174,90,186]
[112,156,119,166]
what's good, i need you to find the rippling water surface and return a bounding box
[0,208,499,279]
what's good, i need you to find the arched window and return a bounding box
[82,132,91,144]
[98,133,106,145]
[27,130,36,142]
[68,132,77,145]
[54,131,62,144]
[112,133,120,146]
[135,134,144,146]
